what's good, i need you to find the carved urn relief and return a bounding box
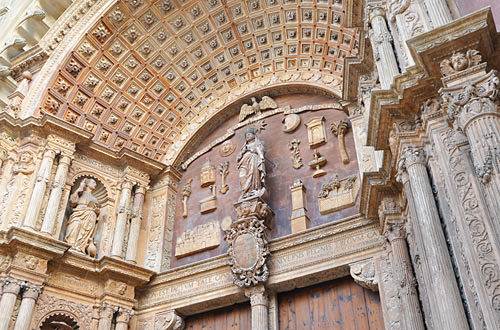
[200,159,216,187]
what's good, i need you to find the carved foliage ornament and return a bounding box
[155,310,184,330]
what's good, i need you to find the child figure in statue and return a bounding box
[64,178,100,256]
[236,128,266,200]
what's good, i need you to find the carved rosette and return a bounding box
[225,198,272,287]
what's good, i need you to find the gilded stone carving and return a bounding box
[64,178,100,257]
[182,178,192,218]
[282,114,300,133]
[175,221,220,257]
[288,139,303,169]
[440,49,482,76]
[318,175,360,215]
[239,96,277,122]
[307,150,327,178]
[200,184,217,214]
[330,119,350,164]
[237,128,266,201]
[219,161,229,194]
[200,159,216,188]
[304,116,327,148]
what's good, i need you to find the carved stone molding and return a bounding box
[350,259,378,291]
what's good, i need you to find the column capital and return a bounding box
[99,303,116,319]
[58,154,73,165]
[386,222,407,242]
[3,278,21,295]
[135,185,148,195]
[116,308,134,324]
[20,283,42,300]
[401,145,426,168]
[46,134,76,154]
[366,3,386,22]
[121,180,134,191]
[245,284,268,307]
[378,197,402,226]
[42,148,57,159]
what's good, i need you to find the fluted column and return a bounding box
[423,0,452,27]
[97,304,115,330]
[13,284,41,330]
[367,5,399,89]
[0,279,21,330]
[401,145,468,329]
[115,308,133,330]
[125,186,146,262]
[23,148,56,229]
[40,154,72,235]
[245,285,268,330]
[386,223,425,330]
[441,66,500,226]
[111,181,133,257]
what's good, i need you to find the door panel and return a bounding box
[279,277,383,330]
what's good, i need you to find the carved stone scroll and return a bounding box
[318,175,360,215]
[304,116,327,148]
[350,259,378,291]
[287,139,303,169]
[182,179,192,218]
[330,119,350,164]
[155,310,184,330]
[175,221,221,257]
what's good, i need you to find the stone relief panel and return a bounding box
[171,94,360,268]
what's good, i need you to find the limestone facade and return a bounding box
[0,0,499,329]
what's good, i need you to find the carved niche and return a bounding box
[318,175,360,215]
[175,221,221,257]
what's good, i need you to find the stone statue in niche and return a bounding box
[64,178,100,257]
[237,128,266,200]
[239,96,277,122]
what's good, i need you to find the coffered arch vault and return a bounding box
[31,0,359,164]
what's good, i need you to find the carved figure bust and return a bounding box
[236,129,266,200]
[440,49,482,76]
[64,178,100,256]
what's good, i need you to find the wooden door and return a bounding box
[184,302,251,330]
[279,277,383,330]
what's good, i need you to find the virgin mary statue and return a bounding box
[64,178,100,256]
[236,128,266,200]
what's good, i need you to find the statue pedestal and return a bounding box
[225,196,273,287]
